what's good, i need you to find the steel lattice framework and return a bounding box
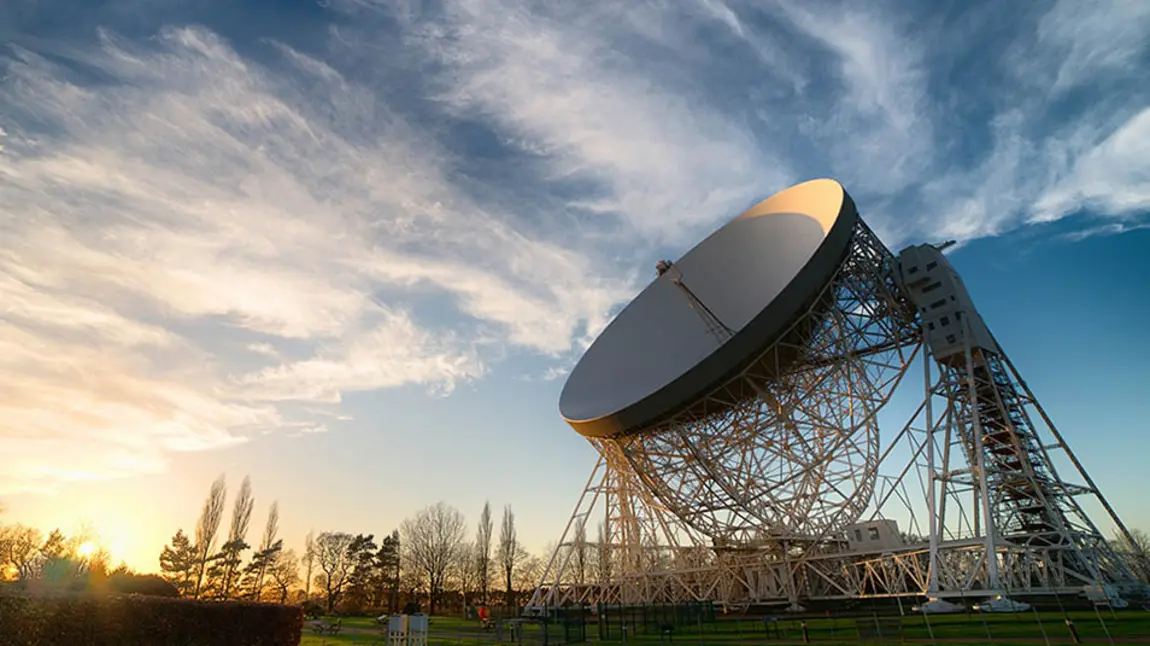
[528,221,1148,613]
[620,221,919,546]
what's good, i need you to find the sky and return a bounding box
[1,0,1149,573]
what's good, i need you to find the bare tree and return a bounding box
[0,525,42,581]
[316,531,356,613]
[476,501,493,604]
[303,530,316,600]
[218,475,255,598]
[452,542,478,605]
[597,522,612,586]
[513,552,544,593]
[192,475,227,598]
[1113,528,1150,582]
[269,548,301,604]
[573,522,588,586]
[253,501,279,599]
[1113,527,1150,553]
[498,505,518,606]
[401,502,466,614]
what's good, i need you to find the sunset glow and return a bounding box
[77,542,96,559]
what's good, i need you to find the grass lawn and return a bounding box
[299,609,1150,645]
[300,615,493,645]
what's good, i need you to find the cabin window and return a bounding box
[923,281,943,293]
[867,527,881,541]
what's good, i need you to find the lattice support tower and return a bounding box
[529,190,1148,615]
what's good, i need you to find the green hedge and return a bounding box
[0,591,303,646]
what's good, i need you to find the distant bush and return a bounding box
[0,591,303,646]
[301,599,324,619]
[0,573,179,598]
[106,573,180,597]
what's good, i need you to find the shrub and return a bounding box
[106,573,180,597]
[300,599,324,619]
[0,591,303,646]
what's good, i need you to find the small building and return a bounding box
[844,519,904,552]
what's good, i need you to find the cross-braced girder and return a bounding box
[621,222,919,546]
[528,224,1147,615]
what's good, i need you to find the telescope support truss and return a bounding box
[528,231,1147,613]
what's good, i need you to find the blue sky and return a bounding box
[1,0,1148,571]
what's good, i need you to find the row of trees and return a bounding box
[155,477,550,616]
[400,500,535,614]
[0,508,178,595]
[158,475,292,602]
[7,492,1150,616]
[0,522,119,584]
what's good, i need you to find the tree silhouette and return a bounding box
[402,502,465,615]
[315,531,356,613]
[498,505,518,607]
[159,529,197,596]
[302,530,316,600]
[217,476,254,598]
[343,533,379,612]
[476,501,493,604]
[250,501,280,600]
[377,531,402,613]
[192,475,226,599]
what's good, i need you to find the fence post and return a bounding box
[1064,617,1082,645]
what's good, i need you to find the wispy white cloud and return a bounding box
[766,1,933,196]
[1059,220,1150,243]
[287,425,332,438]
[0,24,628,492]
[247,342,280,359]
[0,321,276,493]
[3,0,1148,492]
[1033,0,1150,93]
[1034,107,1150,223]
[352,0,791,243]
[234,308,485,402]
[899,0,1148,244]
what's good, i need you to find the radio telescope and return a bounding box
[529,179,1147,612]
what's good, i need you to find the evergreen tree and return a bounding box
[218,476,254,598]
[240,538,283,601]
[376,531,402,613]
[159,529,198,597]
[252,502,279,600]
[343,533,378,612]
[212,537,250,599]
[192,475,227,599]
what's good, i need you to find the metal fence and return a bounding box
[593,601,716,641]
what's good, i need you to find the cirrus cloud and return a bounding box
[2,0,1148,493]
[0,23,630,493]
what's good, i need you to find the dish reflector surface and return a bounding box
[560,178,858,438]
